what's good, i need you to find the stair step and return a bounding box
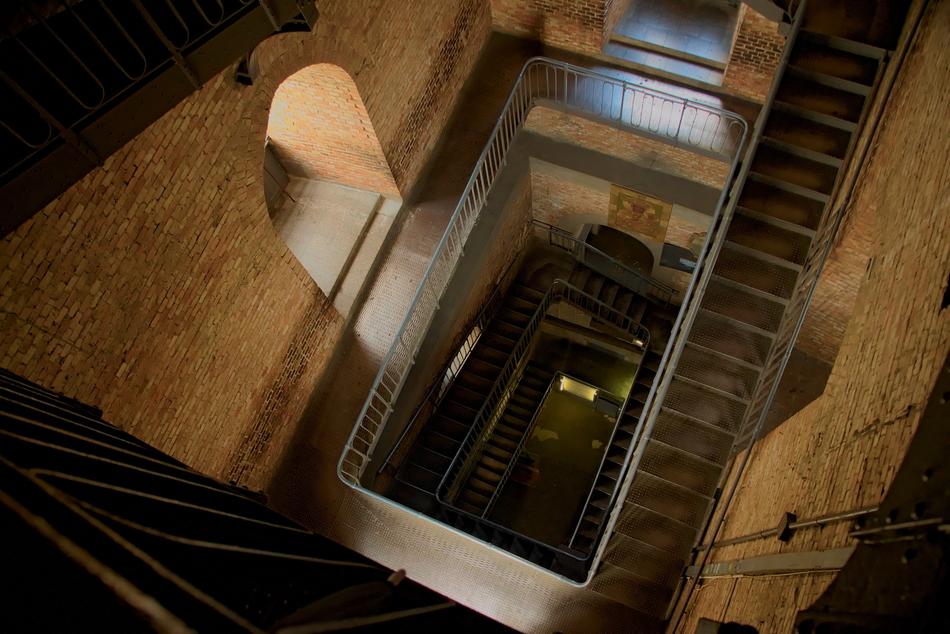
[737,204,817,239]
[653,408,734,465]
[421,429,461,457]
[465,357,502,378]
[398,461,442,492]
[677,341,760,399]
[714,242,799,300]
[584,273,606,297]
[460,488,491,507]
[760,135,843,169]
[711,273,789,307]
[494,422,523,441]
[614,291,634,315]
[751,143,839,196]
[508,295,538,314]
[483,444,513,462]
[603,532,685,588]
[389,471,439,503]
[473,465,503,483]
[701,277,786,333]
[615,502,698,559]
[738,176,825,231]
[763,108,852,162]
[786,64,872,97]
[665,377,747,433]
[625,470,712,529]
[672,373,750,406]
[640,438,723,497]
[477,452,510,473]
[772,100,857,133]
[590,562,675,618]
[797,30,887,61]
[468,476,496,495]
[494,321,524,342]
[451,383,487,408]
[609,33,727,70]
[690,309,774,366]
[443,400,480,423]
[602,40,724,86]
[775,71,866,124]
[432,414,469,439]
[412,446,452,474]
[791,35,880,83]
[457,368,493,391]
[800,3,905,52]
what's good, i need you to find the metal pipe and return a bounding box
[696,506,878,551]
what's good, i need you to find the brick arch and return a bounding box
[266,63,400,198]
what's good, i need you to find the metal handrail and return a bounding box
[376,266,514,477]
[532,219,677,305]
[438,279,648,512]
[566,328,651,551]
[338,57,746,487]
[474,284,651,520]
[1,0,275,180]
[584,0,803,591]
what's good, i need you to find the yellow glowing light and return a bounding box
[558,376,598,402]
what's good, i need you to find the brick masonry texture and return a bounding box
[490,0,611,55]
[0,0,491,490]
[680,2,950,628]
[722,5,785,102]
[525,106,731,189]
[267,64,400,197]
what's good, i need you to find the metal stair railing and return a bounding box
[566,329,652,552]
[339,57,746,487]
[1,0,317,236]
[673,0,924,623]
[585,0,811,591]
[437,278,648,511]
[376,269,513,479]
[471,282,652,521]
[532,219,677,306]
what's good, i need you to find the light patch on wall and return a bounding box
[608,184,673,243]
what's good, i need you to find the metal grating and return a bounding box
[625,471,712,529]
[688,310,772,366]
[639,439,722,497]
[727,214,813,265]
[613,502,698,558]
[701,278,787,332]
[652,408,733,465]
[677,344,760,399]
[602,533,684,588]
[715,242,799,299]
[665,378,747,433]
[588,562,673,618]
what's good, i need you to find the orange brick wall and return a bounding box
[0,0,491,490]
[722,5,785,102]
[267,64,400,197]
[490,0,609,55]
[525,106,731,189]
[680,2,950,628]
[795,195,874,363]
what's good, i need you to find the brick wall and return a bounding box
[0,0,491,491]
[722,5,785,102]
[525,106,731,189]
[490,0,609,55]
[267,64,400,197]
[795,194,874,363]
[530,163,708,290]
[603,0,632,42]
[680,1,950,628]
